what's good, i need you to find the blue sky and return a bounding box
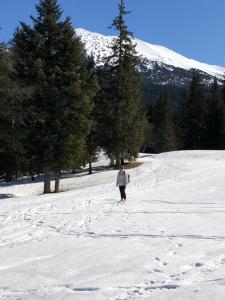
[1,0,225,66]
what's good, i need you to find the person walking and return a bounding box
[116,165,130,202]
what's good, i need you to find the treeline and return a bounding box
[1,0,225,194]
[0,0,146,192]
[144,73,225,153]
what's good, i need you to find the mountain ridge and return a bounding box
[75,28,225,80]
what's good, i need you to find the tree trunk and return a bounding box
[116,154,121,169]
[6,172,11,182]
[54,171,60,193]
[88,161,92,175]
[109,156,114,167]
[142,145,147,153]
[44,172,51,194]
[7,171,15,182]
[31,173,35,182]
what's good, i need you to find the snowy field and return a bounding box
[1,151,225,299]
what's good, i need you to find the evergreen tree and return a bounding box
[13,0,98,193]
[84,57,100,175]
[177,72,207,149]
[95,67,116,165]
[142,104,155,153]
[205,78,225,149]
[0,44,24,181]
[221,75,225,103]
[97,0,146,168]
[154,90,176,153]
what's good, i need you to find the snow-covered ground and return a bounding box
[1,151,225,299]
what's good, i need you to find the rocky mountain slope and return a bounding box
[76,28,225,89]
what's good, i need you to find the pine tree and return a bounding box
[154,90,176,153]
[0,44,24,181]
[142,104,154,153]
[222,75,225,103]
[177,72,207,149]
[97,0,146,168]
[84,57,100,175]
[95,67,116,165]
[205,78,225,149]
[13,0,98,193]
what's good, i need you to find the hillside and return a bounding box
[76,28,225,89]
[1,151,225,299]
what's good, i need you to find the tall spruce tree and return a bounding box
[84,56,100,175]
[13,0,98,193]
[97,0,146,168]
[142,104,154,153]
[95,67,116,165]
[0,44,24,181]
[205,78,225,149]
[222,76,225,103]
[154,90,176,153]
[177,72,207,149]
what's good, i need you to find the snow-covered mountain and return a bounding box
[76,28,225,85]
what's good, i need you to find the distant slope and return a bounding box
[76,28,225,79]
[75,28,225,104]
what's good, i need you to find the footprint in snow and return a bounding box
[195,262,204,267]
[0,287,10,291]
[169,250,177,256]
[181,264,192,272]
[154,269,163,273]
